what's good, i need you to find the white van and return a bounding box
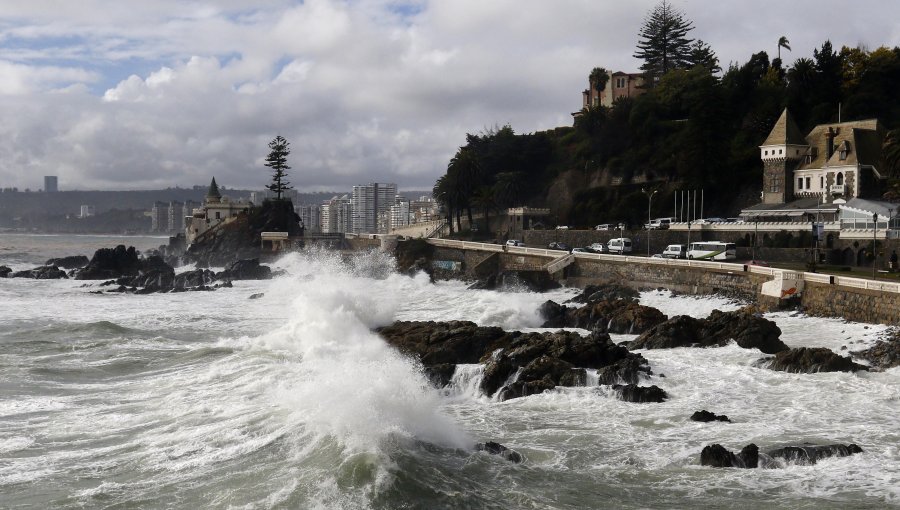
[662,244,687,259]
[607,237,632,254]
[644,217,672,230]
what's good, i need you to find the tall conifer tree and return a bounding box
[634,1,695,80]
[264,135,292,200]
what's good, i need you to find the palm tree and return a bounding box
[432,175,455,234]
[471,186,497,234]
[777,36,791,61]
[884,129,900,177]
[447,147,482,229]
[493,172,526,209]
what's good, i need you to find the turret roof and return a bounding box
[207,177,221,199]
[762,108,806,147]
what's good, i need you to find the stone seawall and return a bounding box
[800,281,900,325]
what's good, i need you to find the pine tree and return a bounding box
[264,135,292,200]
[634,1,695,80]
[689,40,720,74]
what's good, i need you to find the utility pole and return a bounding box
[642,187,657,257]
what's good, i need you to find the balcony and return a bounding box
[830,184,846,195]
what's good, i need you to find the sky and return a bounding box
[1,0,899,192]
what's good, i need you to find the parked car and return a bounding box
[662,244,687,259]
[644,218,672,230]
[694,217,724,225]
[506,239,524,247]
[548,242,571,251]
[572,247,592,253]
[594,224,614,230]
[725,217,743,223]
[589,242,608,253]
[651,254,664,258]
[607,237,633,254]
[555,225,570,230]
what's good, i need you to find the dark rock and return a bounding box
[766,443,863,465]
[853,334,900,370]
[565,300,667,334]
[762,347,868,373]
[566,283,639,304]
[377,321,650,401]
[174,269,216,289]
[629,310,788,354]
[424,363,456,388]
[497,271,560,292]
[249,292,265,300]
[700,443,758,468]
[11,265,68,279]
[218,258,272,280]
[611,384,668,403]
[0,266,10,278]
[594,356,652,385]
[690,410,731,423]
[537,300,568,328]
[76,245,141,280]
[45,255,89,269]
[476,441,522,463]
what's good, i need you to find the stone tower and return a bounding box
[759,109,807,204]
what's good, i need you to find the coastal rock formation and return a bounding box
[611,384,668,403]
[628,309,788,354]
[691,410,731,423]
[218,258,272,280]
[45,255,89,269]
[853,334,900,370]
[538,299,667,334]
[76,245,142,280]
[394,239,434,277]
[759,347,868,373]
[0,266,11,278]
[566,283,640,304]
[10,265,68,279]
[174,269,217,289]
[701,443,862,468]
[701,444,759,468]
[476,442,523,463]
[376,321,651,401]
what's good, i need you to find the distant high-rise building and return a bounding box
[321,195,352,233]
[389,197,411,231]
[351,182,396,234]
[44,176,58,193]
[296,204,321,234]
[151,201,170,232]
[167,201,184,233]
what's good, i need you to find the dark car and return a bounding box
[548,242,571,252]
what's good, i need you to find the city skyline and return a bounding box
[2,1,899,191]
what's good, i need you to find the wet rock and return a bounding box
[853,334,900,370]
[761,347,868,373]
[766,443,863,465]
[691,410,731,423]
[629,310,788,354]
[45,255,89,269]
[217,258,272,280]
[0,266,10,278]
[539,299,667,334]
[700,443,758,468]
[611,384,668,403]
[594,356,652,385]
[76,245,141,280]
[476,441,522,463]
[377,321,508,367]
[537,300,568,328]
[173,269,216,289]
[424,363,456,388]
[249,292,265,300]
[11,265,68,279]
[566,283,639,304]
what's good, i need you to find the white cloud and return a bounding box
[1,0,900,191]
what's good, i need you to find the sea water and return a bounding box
[0,235,898,509]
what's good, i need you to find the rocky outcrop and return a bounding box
[0,266,10,278]
[394,239,434,277]
[701,444,758,468]
[628,309,788,354]
[760,347,868,373]
[218,258,272,280]
[475,441,522,463]
[691,410,731,423]
[853,334,900,370]
[701,443,862,468]
[174,269,217,289]
[10,265,68,279]
[75,245,142,280]
[376,321,651,401]
[611,384,668,403]
[538,299,667,334]
[566,283,639,304]
[45,255,89,269]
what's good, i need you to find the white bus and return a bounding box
[688,241,736,260]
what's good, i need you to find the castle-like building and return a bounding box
[573,70,645,118]
[185,177,251,244]
[742,108,889,222]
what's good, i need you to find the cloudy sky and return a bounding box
[1,0,899,192]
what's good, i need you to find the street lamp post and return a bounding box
[642,188,657,257]
[873,212,878,280]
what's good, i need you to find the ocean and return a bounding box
[1,234,898,509]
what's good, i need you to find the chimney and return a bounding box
[826,127,837,159]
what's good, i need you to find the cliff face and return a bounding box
[186,200,302,267]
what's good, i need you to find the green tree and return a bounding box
[589,67,610,93]
[634,0,695,80]
[471,186,497,234]
[689,39,720,74]
[777,36,791,60]
[447,147,482,228]
[264,135,292,200]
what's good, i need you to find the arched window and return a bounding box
[836,172,844,185]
